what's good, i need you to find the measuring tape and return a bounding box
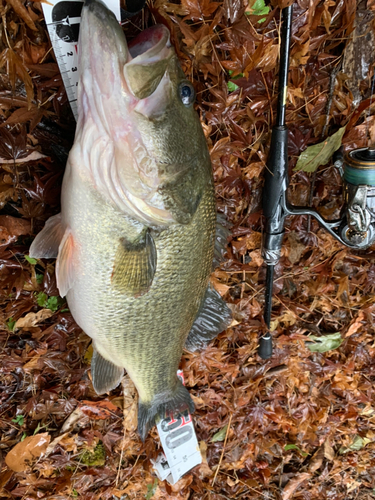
[42,0,120,120]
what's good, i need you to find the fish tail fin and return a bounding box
[138,380,194,441]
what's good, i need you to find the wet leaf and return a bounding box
[14,308,54,330]
[5,0,38,31]
[284,444,308,457]
[25,255,37,265]
[339,435,372,454]
[79,400,121,420]
[246,0,270,18]
[5,433,51,472]
[306,333,343,353]
[211,424,228,442]
[6,317,16,331]
[12,414,24,426]
[227,81,239,92]
[294,127,347,172]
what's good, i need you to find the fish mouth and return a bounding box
[75,0,180,225]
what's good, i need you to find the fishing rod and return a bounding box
[259,4,293,359]
[258,4,375,359]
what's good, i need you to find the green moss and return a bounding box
[80,442,106,467]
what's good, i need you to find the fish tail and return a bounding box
[138,380,195,441]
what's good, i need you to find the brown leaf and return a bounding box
[0,48,34,107]
[5,0,38,31]
[324,440,335,461]
[80,400,121,419]
[0,215,31,236]
[14,309,54,330]
[345,311,365,337]
[122,375,138,432]
[5,433,51,472]
[2,106,43,128]
[282,473,312,500]
[0,149,46,164]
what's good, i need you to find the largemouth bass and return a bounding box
[30,0,231,440]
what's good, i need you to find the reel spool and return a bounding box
[340,147,375,248]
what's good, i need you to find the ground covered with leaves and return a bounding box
[1,0,375,498]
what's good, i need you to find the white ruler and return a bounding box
[42,0,120,120]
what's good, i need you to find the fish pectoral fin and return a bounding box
[112,228,157,296]
[91,347,124,395]
[56,229,76,298]
[212,213,231,269]
[29,213,64,259]
[138,380,195,442]
[185,285,232,352]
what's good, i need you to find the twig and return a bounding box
[212,413,232,486]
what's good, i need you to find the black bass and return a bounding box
[30,0,231,440]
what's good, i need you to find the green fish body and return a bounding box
[30,0,231,440]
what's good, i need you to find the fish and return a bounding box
[30,0,231,441]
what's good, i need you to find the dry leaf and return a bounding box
[122,375,138,432]
[282,473,312,500]
[324,440,335,461]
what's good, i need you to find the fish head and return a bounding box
[74,0,212,226]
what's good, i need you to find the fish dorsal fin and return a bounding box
[56,229,76,298]
[29,213,64,259]
[112,228,157,296]
[185,285,232,352]
[91,347,124,395]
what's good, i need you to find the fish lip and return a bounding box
[83,0,113,22]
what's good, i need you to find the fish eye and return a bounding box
[179,82,195,106]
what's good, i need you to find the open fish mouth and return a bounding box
[80,0,172,102]
[74,0,184,225]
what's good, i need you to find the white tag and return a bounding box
[154,370,202,485]
[42,0,121,120]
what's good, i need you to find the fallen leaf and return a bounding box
[5,433,51,472]
[284,444,308,457]
[61,407,87,433]
[5,0,38,30]
[339,435,372,454]
[306,332,343,353]
[0,215,31,236]
[14,309,54,330]
[44,432,69,457]
[294,127,346,173]
[211,425,228,442]
[122,375,138,432]
[345,311,365,337]
[282,473,312,500]
[0,149,46,164]
[80,400,121,420]
[324,440,335,461]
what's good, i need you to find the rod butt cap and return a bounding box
[259,333,273,359]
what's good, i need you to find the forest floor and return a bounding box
[1,0,375,499]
